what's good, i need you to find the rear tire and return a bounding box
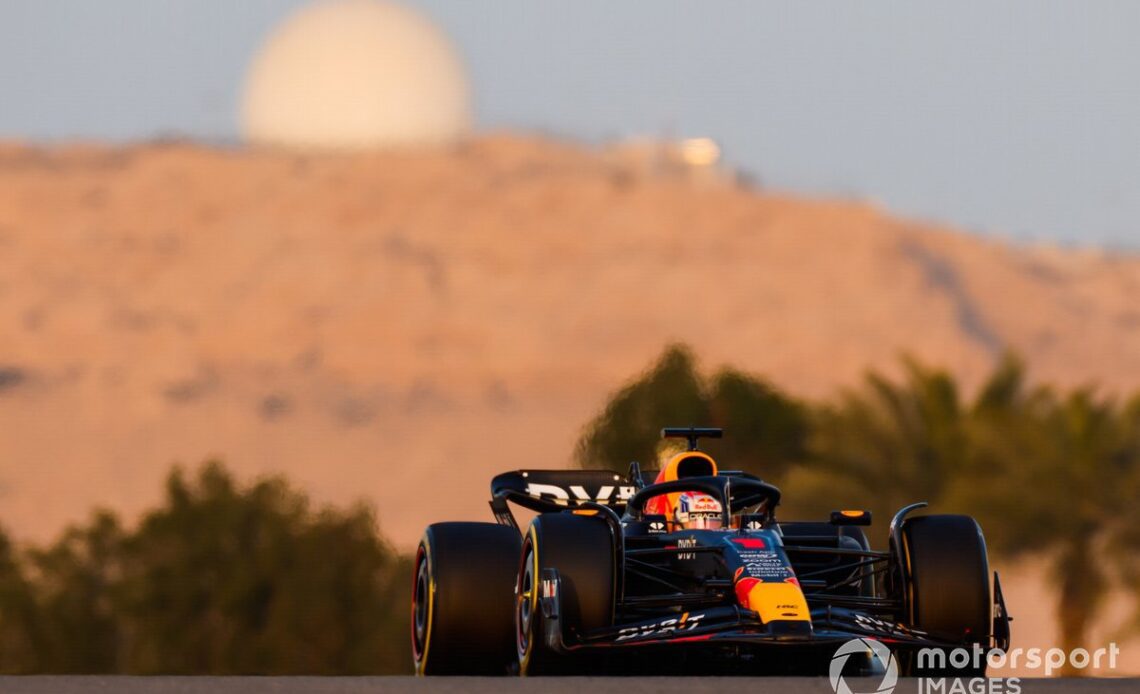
[412,522,521,675]
[516,513,616,676]
[899,514,991,676]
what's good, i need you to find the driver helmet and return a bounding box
[674,491,724,530]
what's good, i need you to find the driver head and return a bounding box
[675,491,724,530]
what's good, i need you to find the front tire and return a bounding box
[516,513,616,676]
[898,514,992,676]
[412,522,521,675]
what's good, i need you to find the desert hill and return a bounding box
[1,135,1139,549]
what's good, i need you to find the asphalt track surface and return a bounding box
[0,678,1135,694]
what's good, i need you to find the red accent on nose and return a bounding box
[735,577,760,608]
[731,538,767,549]
[785,576,800,586]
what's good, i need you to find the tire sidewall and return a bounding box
[411,540,435,674]
[898,514,992,677]
[516,513,616,676]
[412,522,522,676]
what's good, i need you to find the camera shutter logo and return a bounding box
[830,638,898,694]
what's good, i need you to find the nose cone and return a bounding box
[735,577,811,624]
[723,531,812,628]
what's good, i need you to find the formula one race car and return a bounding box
[411,427,1011,676]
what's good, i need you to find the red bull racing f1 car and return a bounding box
[411,428,1011,676]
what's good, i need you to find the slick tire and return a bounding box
[899,514,992,677]
[516,512,616,676]
[412,522,522,675]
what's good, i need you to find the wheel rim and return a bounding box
[516,539,536,660]
[412,546,430,662]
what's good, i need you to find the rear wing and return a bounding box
[490,469,636,529]
[491,469,635,511]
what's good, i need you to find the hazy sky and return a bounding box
[2,1,1137,247]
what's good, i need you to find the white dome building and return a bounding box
[241,0,471,149]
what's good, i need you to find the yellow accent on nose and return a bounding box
[746,582,811,623]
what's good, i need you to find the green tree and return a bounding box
[0,462,413,674]
[575,344,707,472]
[26,511,124,672]
[0,528,40,673]
[113,462,411,674]
[574,344,807,481]
[707,368,809,481]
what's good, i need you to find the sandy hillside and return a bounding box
[0,135,1139,552]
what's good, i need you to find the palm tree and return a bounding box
[806,354,1140,671]
[948,358,1138,673]
[1107,394,1140,636]
[782,357,966,547]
